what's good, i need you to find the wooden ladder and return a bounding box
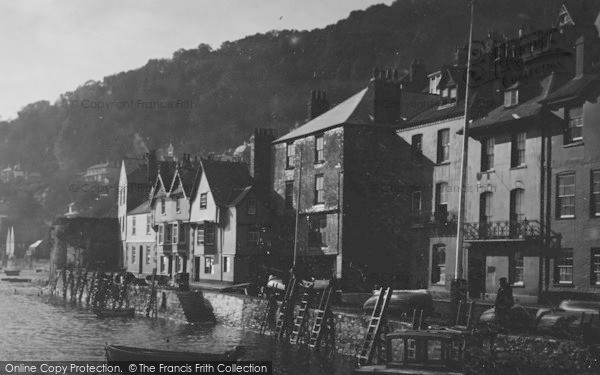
[357,287,392,366]
[274,277,296,339]
[308,283,334,349]
[260,291,279,335]
[289,281,314,344]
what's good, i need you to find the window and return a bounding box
[178,224,186,244]
[247,198,256,215]
[205,223,215,245]
[131,246,136,264]
[437,129,450,163]
[200,193,207,209]
[412,191,422,215]
[554,249,573,285]
[431,245,446,285]
[514,255,524,286]
[557,174,575,218]
[510,189,525,232]
[196,225,204,245]
[442,88,449,98]
[146,214,151,234]
[449,87,457,99]
[161,198,166,215]
[565,106,583,143]
[160,256,166,273]
[511,132,526,167]
[131,216,136,235]
[435,182,448,219]
[158,224,164,244]
[308,214,328,247]
[175,199,181,213]
[286,142,295,168]
[411,134,423,154]
[165,224,172,244]
[591,248,600,285]
[592,170,600,217]
[480,192,493,224]
[315,174,324,204]
[315,134,324,163]
[248,227,259,245]
[285,181,294,209]
[204,256,214,274]
[175,256,181,273]
[171,223,178,244]
[504,89,518,107]
[146,245,151,265]
[223,256,231,273]
[481,138,495,171]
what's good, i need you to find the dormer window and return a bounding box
[504,89,518,107]
[565,105,583,144]
[449,87,457,99]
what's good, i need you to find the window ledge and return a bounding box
[481,169,495,174]
[513,283,525,288]
[436,161,451,166]
[563,141,584,148]
[556,216,576,220]
[285,167,295,171]
[314,160,325,165]
[552,283,575,288]
[510,165,527,170]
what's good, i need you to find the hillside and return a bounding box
[0,0,578,220]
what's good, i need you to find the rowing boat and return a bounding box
[105,344,246,362]
[94,308,135,318]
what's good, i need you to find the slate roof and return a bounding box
[541,74,600,106]
[200,159,253,207]
[128,200,151,215]
[407,100,465,126]
[170,166,200,197]
[469,75,560,133]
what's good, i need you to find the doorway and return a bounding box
[139,245,144,274]
[468,249,486,299]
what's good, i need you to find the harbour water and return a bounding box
[0,272,354,374]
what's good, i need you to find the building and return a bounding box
[83,162,119,185]
[188,155,271,284]
[271,69,435,290]
[117,154,155,268]
[124,200,155,275]
[398,2,600,303]
[540,3,600,300]
[150,154,197,280]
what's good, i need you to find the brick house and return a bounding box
[271,70,436,290]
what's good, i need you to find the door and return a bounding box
[139,245,143,274]
[194,256,200,281]
[510,189,524,237]
[468,250,486,299]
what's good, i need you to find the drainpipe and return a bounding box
[539,123,546,300]
[544,123,553,292]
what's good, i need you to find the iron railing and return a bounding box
[463,220,543,241]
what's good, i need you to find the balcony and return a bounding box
[463,220,543,241]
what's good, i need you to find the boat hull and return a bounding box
[363,290,434,315]
[105,345,245,362]
[4,270,20,276]
[1,278,31,282]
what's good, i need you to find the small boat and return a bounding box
[94,308,135,318]
[4,269,20,276]
[105,344,246,362]
[266,275,285,291]
[363,289,434,316]
[1,278,31,283]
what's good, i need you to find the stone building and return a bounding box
[271,70,435,290]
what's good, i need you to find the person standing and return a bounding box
[495,277,514,326]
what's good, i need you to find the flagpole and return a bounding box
[454,0,475,282]
[293,148,302,268]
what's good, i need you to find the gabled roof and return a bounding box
[199,159,253,207]
[274,77,403,143]
[169,165,200,198]
[150,161,177,201]
[128,200,151,215]
[407,100,465,126]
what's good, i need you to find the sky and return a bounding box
[0,0,395,120]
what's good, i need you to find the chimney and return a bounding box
[147,150,157,185]
[308,90,330,120]
[251,128,275,199]
[372,66,402,124]
[409,58,427,91]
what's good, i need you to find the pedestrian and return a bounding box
[494,277,514,327]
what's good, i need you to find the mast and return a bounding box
[454,0,475,281]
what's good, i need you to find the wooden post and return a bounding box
[147,268,157,317]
